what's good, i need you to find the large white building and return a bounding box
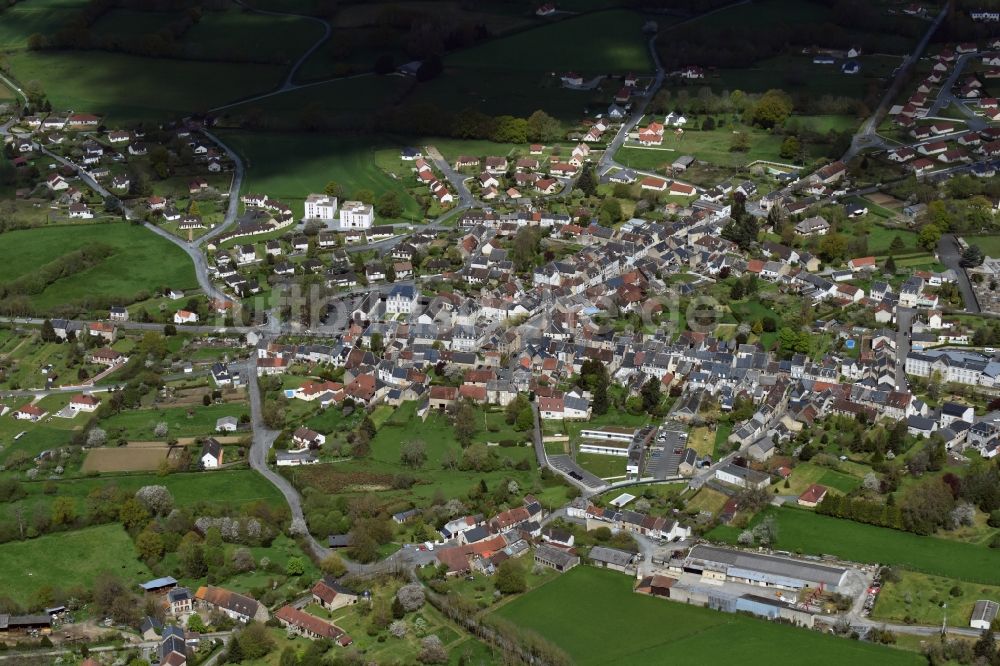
[304,194,337,221]
[338,201,374,230]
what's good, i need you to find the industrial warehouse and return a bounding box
[680,545,853,593]
[634,545,870,629]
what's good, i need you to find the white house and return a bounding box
[173,310,199,324]
[385,284,419,315]
[304,194,338,221]
[70,394,100,413]
[338,201,374,230]
[200,438,223,469]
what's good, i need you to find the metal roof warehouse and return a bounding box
[685,545,850,592]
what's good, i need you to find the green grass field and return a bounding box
[616,124,831,171]
[5,50,283,123]
[450,10,651,74]
[220,75,411,129]
[872,570,1000,626]
[575,452,626,479]
[965,236,1000,258]
[713,55,901,100]
[0,0,86,50]
[0,524,152,600]
[97,403,249,441]
[218,131,423,221]
[406,66,599,122]
[708,507,1000,585]
[180,10,324,64]
[495,567,920,665]
[0,223,197,310]
[91,8,181,36]
[1,471,285,533]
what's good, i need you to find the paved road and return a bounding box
[235,0,332,89]
[195,128,246,248]
[939,234,981,313]
[2,316,248,335]
[843,5,948,162]
[926,50,997,129]
[144,221,233,304]
[894,307,915,391]
[597,33,666,179]
[424,146,476,208]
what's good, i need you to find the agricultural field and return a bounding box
[494,567,920,665]
[180,9,324,64]
[0,0,86,50]
[0,524,152,601]
[0,223,196,311]
[872,570,1000,626]
[219,75,411,130]
[405,66,600,122]
[708,507,1000,585]
[295,1,537,81]
[90,9,180,36]
[80,445,170,473]
[4,50,284,124]
[713,55,901,100]
[449,10,653,75]
[218,131,423,222]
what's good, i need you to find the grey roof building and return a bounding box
[685,545,850,592]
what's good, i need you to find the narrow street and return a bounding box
[939,234,981,314]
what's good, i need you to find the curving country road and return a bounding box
[207,1,335,113]
[842,5,948,162]
[195,128,246,248]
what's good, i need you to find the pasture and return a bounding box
[0,0,86,50]
[0,223,196,310]
[406,67,597,121]
[494,567,920,665]
[0,524,152,601]
[713,55,901,100]
[219,131,423,221]
[91,9,180,36]
[449,10,652,74]
[5,51,284,123]
[707,507,1000,585]
[180,10,324,64]
[220,74,410,127]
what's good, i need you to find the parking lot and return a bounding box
[548,454,607,490]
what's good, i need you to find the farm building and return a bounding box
[681,545,851,594]
[971,600,999,629]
